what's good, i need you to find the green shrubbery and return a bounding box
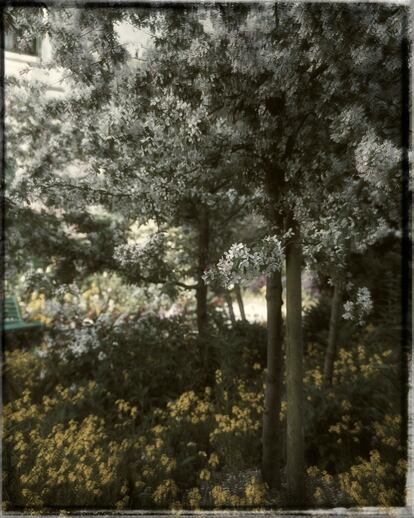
[2,273,406,511]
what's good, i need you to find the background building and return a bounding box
[4,16,147,98]
[5,24,66,97]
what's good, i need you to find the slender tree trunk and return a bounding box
[224,290,236,326]
[235,284,247,322]
[285,220,305,502]
[196,208,209,370]
[262,161,285,490]
[262,269,283,489]
[323,279,344,387]
[196,278,208,335]
[196,208,209,334]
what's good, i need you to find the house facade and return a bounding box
[5,25,66,97]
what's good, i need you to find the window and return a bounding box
[4,29,40,57]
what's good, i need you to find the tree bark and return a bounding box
[235,284,247,322]
[224,290,236,326]
[196,279,208,335]
[285,220,305,502]
[196,207,210,367]
[323,279,344,387]
[262,269,284,490]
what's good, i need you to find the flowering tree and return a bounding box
[5,7,258,340]
[199,2,406,497]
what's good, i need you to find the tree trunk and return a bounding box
[262,269,284,490]
[285,220,305,502]
[323,280,344,387]
[224,290,236,326]
[235,284,247,322]
[196,279,208,336]
[196,208,209,377]
[196,208,209,335]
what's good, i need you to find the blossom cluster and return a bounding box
[342,287,373,324]
[355,130,399,190]
[205,235,284,288]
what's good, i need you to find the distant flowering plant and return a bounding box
[342,286,373,325]
[204,234,286,288]
[214,242,263,287]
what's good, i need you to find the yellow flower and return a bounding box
[187,487,202,509]
[280,401,287,421]
[244,477,266,505]
[215,370,223,384]
[208,453,220,468]
[307,466,320,478]
[329,424,341,434]
[199,469,211,481]
[152,479,178,504]
[152,425,165,435]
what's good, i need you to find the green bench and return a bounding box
[3,296,43,332]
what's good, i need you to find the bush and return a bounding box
[303,325,401,474]
[3,280,270,511]
[3,274,406,510]
[3,351,266,510]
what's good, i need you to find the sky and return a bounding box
[116,20,151,59]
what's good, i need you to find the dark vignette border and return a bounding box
[0,1,412,517]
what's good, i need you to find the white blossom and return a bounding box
[343,286,373,325]
[204,235,285,288]
[355,130,399,189]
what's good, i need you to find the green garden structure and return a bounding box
[3,296,43,332]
